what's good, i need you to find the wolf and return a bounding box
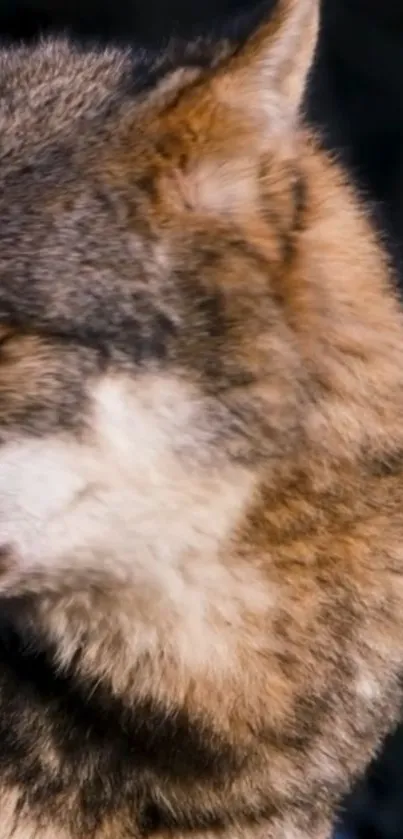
[1,1,403,837]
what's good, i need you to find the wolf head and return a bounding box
[0,0,318,601]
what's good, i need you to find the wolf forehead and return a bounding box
[0,161,266,374]
[0,39,291,376]
[0,54,171,350]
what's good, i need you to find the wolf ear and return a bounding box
[214,0,319,133]
[158,1,319,217]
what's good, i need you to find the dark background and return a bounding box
[0,1,402,836]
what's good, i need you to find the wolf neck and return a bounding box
[25,578,259,735]
[284,136,403,465]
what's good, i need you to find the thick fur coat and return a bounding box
[1,1,403,837]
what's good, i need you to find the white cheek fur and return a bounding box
[0,437,91,558]
[0,375,276,685]
[0,375,255,591]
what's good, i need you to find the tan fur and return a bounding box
[0,790,71,839]
[0,1,403,837]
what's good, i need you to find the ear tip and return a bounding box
[214,0,319,125]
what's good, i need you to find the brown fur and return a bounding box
[0,1,402,837]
